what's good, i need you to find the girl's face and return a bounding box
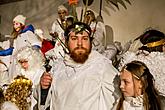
[13,21,22,32]
[120,69,142,97]
[58,10,67,21]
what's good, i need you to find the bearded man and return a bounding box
[37,22,119,110]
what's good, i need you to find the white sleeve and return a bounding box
[51,21,58,33]
[99,60,120,110]
[26,31,42,47]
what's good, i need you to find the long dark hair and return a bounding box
[117,61,162,110]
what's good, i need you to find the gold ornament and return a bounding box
[4,75,32,110]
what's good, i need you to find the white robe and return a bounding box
[36,50,120,110]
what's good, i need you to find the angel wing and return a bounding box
[97,0,131,16]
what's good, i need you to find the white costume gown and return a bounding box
[35,50,120,110]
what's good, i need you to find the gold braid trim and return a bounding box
[146,39,165,48]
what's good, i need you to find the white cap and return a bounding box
[58,5,68,12]
[13,15,26,25]
[35,29,44,39]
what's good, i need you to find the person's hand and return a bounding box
[40,72,52,89]
[49,32,58,39]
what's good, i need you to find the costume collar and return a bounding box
[124,95,143,107]
[20,24,34,33]
[63,51,96,68]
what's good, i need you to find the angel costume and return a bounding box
[35,50,120,110]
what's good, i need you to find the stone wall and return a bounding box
[0,0,165,45]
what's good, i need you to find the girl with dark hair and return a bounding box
[113,61,164,110]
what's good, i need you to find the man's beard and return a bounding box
[70,47,91,64]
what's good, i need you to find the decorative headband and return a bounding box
[146,39,165,48]
[68,24,91,36]
[64,22,92,40]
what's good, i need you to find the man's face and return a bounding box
[13,21,22,32]
[68,31,91,63]
[58,10,67,21]
[19,59,29,70]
